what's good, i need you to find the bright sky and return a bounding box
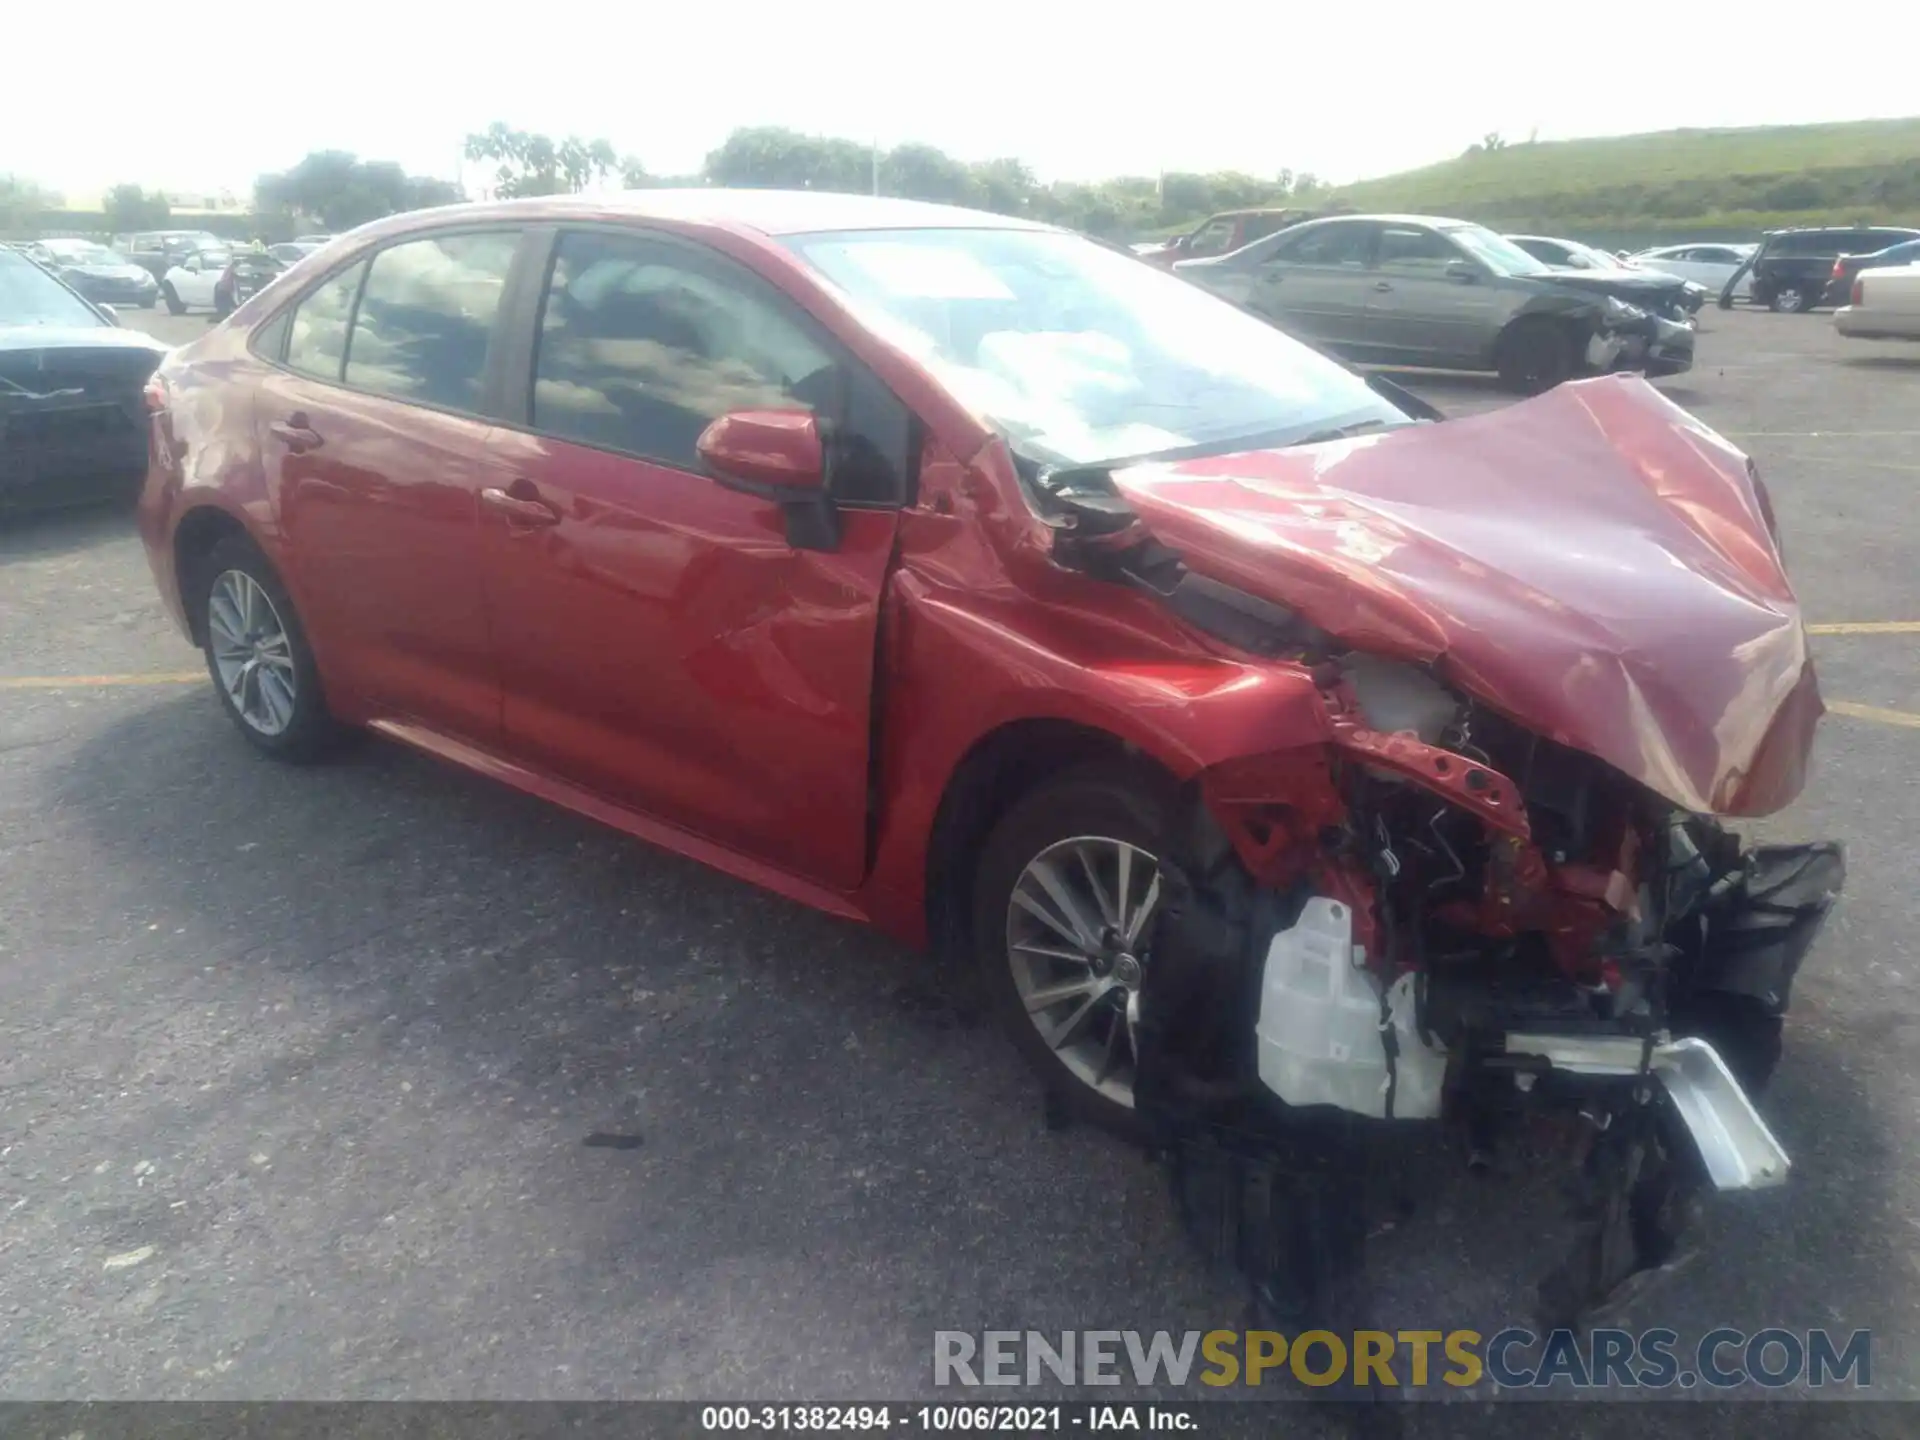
[7,0,1915,199]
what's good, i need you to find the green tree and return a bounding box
[255,151,464,231]
[103,184,171,234]
[464,124,623,197]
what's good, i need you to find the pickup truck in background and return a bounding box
[1133,207,1333,268]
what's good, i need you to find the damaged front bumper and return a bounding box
[1134,718,1842,1328]
[1587,314,1696,377]
[1504,1032,1789,1191]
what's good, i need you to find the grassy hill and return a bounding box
[1331,118,1920,238]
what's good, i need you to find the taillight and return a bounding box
[1851,276,1865,307]
[142,373,170,414]
[1830,258,1845,279]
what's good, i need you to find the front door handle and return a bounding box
[480,485,561,528]
[269,415,323,452]
[1373,280,1394,292]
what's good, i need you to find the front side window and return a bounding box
[344,231,518,413]
[1377,226,1462,272]
[787,225,1407,471]
[532,230,840,473]
[284,259,367,382]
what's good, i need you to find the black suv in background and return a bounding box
[1724,225,1920,312]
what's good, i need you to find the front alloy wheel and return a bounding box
[971,763,1173,1137]
[1005,835,1161,1107]
[207,569,297,736]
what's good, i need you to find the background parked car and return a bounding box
[1630,242,1756,301]
[0,247,170,515]
[1835,262,1920,341]
[1508,234,1708,314]
[1828,237,1920,302]
[159,247,236,315]
[21,238,160,309]
[1175,213,1694,392]
[120,230,227,281]
[268,241,324,264]
[1723,225,1920,312]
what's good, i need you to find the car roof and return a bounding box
[345,188,1052,245]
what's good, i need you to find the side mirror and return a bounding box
[697,408,825,492]
[1444,260,1480,284]
[697,408,837,551]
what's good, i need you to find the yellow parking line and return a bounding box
[1829,701,1920,731]
[0,672,202,690]
[1807,622,1920,635]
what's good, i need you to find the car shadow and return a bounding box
[1840,353,1920,371]
[40,695,1906,1400]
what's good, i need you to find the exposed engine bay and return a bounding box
[1039,423,1845,1328]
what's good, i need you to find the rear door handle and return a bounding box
[269,416,323,452]
[480,485,561,528]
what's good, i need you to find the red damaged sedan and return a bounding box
[139,191,1841,1322]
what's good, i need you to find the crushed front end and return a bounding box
[1051,376,1844,1326]
[1133,654,1841,1324]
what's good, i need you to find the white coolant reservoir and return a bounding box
[1255,897,1447,1120]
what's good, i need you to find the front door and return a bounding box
[479,228,912,890]
[261,229,524,743]
[1365,224,1510,367]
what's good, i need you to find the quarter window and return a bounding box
[284,259,367,383]
[343,231,518,413]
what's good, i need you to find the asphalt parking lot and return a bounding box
[2,306,1918,1433]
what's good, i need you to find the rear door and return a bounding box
[1245,219,1381,354]
[477,226,912,889]
[259,228,527,743]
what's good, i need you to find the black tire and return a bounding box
[197,533,345,762]
[162,284,186,316]
[1495,317,1576,395]
[971,761,1174,1141]
[140,298,157,311]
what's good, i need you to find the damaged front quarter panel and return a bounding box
[1061,379,1850,1330]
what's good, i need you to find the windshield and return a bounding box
[785,226,1406,469]
[1446,225,1551,277]
[0,250,106,327]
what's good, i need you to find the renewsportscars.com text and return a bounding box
[933,1328,1871,1391]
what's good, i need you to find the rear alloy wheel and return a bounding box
[199,535,343,761]
[1769,285,1811,313]
[973,765,1170,1137]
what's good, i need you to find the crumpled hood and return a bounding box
[1110,375,1822,817]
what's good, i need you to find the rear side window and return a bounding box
[343,231,518,414]
[1275,221,1375,268]
[284,259,368,383]
[1865,229,1920,250]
